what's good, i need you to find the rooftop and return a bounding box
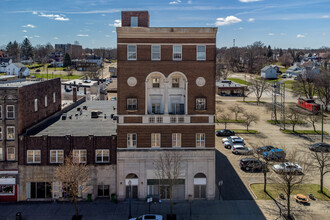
[0,80,38,88]
[35,100,117,136]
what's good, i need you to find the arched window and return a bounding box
[194,173,206,199]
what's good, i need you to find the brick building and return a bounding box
[0,79,61,201]
[116,11,217,200]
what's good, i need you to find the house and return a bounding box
[116,11,217,200]
[261,65,277,79]
[0,58,12,72]
[216,80,245,96]
[86,55,102,67]
[270,64,279,72]
[286,65,302,76]
[6,63,30,77]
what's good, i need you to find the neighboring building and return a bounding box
[261,65,277,79]
[216,80,245,96]
[0,79,61,202]
[18,101,117,201]
[0,58,12,73]
[55,44,84,59]
[286,65,302,76]
[0,51,5,58]
[116,11,217,201]
[72,60,98,71]
[86,55,102,67]
[6,63,30,77]
[270,64,279,72]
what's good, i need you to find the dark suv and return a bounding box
[239,158,264,172]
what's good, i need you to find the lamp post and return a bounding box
[128,180,132,219]
[218,180,223,200]
[321,105,324,142]
[188,194,193,220]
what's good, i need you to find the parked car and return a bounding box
[294,76,297,80]
[84,79,91,83]
[130,214,163,220]
[111,97,116,101]
[308,142,330,152]
[36,69,40,72]
[222,136,243,143]
[262,149,286,161]
[224,138,245,149]
[282,74,287,78]
[216,129,235,137]
[232,146,253,155]
[65,87,72,92]
[272,162,302,174]
[257,146,278,155]
[239,158,264,171]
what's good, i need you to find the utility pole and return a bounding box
[321,105,324,142]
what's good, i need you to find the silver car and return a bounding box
[232,146,253,155]
[130,214,163,220]
[272,162,302,174]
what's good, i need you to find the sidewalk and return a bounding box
[0,199,266,220]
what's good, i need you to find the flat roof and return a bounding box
[0,80,38,88]
[62,79,98,87]
[36,100,117,136]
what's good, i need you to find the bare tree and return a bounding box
[309,150,330,194]
[248,77,270,104]
[218,112,231,129]
[54,152,89,219]
[307,114,320,132]
[84,66,100,79]
[278,53,293,67]
[243,112,259,131]
[292,71,317,99]
[153,151,183,218]
[228,104,245,120]
[315,71,330,111]
[286,108,303,132]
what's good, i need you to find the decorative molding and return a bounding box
[196,77,206,87]
[127,77,137,87]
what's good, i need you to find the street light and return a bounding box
[188,194,193,220]
[128,180,132,219]
[218,180,223,200]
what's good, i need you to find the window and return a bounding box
[0,148,3,161]
[53,92,56,103]
[196,98,206,110]
[50,150,64,163]
[0,127,2,140]
[152,78,160,88]
[171,103,184,114]
[152,45,161,60]
[45,96,48,107]
[194,185,206,199]
[98,185,110,197]
[127,45,137,60]
[34,99,38,112]
[197,45,206,60]
[196,133,205,147]
[172,78,179,88]
[95,149,110,163]
[73,150,87,163]
[6,126,15,140]
[172,133,181,147]
[173,45,182,60]
[30,182,51,199]
[7,147,15,161]
[27,150,41,163]
[131,16,138,27]
[6,105,15,119]
[127,133,137,148]
[152,103,161,114]
[151,133,161,147]
[0,185,14,195]
[127,98,137,110]
[0,105,2,119]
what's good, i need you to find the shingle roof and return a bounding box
[12,63,26,68]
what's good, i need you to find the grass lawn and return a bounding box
[232,129,259,134]
[227,78,250,85]
[281,130,328,135]
[267,120,306,125]
[284,80,294,90]
[30,73,81,80]
[251,183,330,201]
[216,119,246,123]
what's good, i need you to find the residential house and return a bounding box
[261,65,277,79]
[6,63,30,77]
[286,65,302,76]
[0,58,12,73]
[86,55,102,67]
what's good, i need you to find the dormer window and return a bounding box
[131,17,138,27]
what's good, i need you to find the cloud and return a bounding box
[22,24,36,28]
[215,16,242,26]
[38,12,70,21]
[297,34,305,38]
[268,33,275,36]
[53,37,59,40]
[248,18,255,22]
[239,0,262,2]
[22,30,27,32]
[169,0,181,4]
[34,35,40,38]
[188,0,192,4]
[32,11,38,15]
[322,15,329,18]
[101,14,106,16]
[77,34,88,37]
[109,19,121,27]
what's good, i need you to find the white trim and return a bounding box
[151,133,161,148]
[6,147,15,161]
[53,92,56,103]
[127,133,137,148]
[125,179,138,186]
[0,178,16,185]
[151,45,161,61]
[95,149,110,163]
[127,44,137,60]
[49,150,64,164]
[173,45,182,61]
[196,45,206,61]
[194,178,206,185]
[6,126,15,140]
[0,170,18,175]
[196,133,205,148]
[73,149,87,163]
[6,105,15,119]
[44,95,48,107]
[27,150,41,164]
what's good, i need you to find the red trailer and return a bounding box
[297,98,321,112]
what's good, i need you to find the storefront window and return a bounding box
[0,185,14,195]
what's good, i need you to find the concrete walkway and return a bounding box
[0,199,265,220]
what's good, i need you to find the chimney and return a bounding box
[73,87,77,102]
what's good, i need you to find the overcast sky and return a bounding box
[1,0,329,49]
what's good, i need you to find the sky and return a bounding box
[1,0,329,49]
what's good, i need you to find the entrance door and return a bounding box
[126,186,138,199]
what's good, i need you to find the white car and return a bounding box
[222,136,243,143]
[272,162,302,174]
[232,146,253,155]
[224,138,245,149]
[130,214,163,220]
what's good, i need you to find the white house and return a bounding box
[261,65,277,79]
[86,55,102,67]
[0,58,12,72]
[286,65,302,77]
[6,63,30,77]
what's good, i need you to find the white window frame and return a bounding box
[0,147,3,161]
[95,149,110,163]
[131,16,138,27]
[127,45,137,60]
[27,150,41,164]
[172,78,180,88]
[152,78,160,88]
[6,105,15,119]
[196,98,206,110]
[172,133,181,148]
[0,105,2,119]
[196,133,205,148]
[6,126,15,140]
[50,150,64,163]
[127,133,137,148]
[53,92,56,103]
[151,133,161,148]
[173,45,182,61]
[34,99,38,112]
[196,45,206,61]
[151,45,161,61]
[7,147,15,161]
[45,96,48,107]
[127,98,137,110]
[73,149,87,163]
[0,127,2,140]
